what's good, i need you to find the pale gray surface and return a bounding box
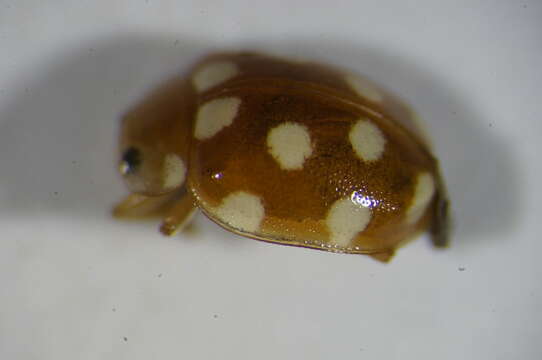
[0,1,541,359]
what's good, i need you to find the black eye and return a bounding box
[120,147,141,174]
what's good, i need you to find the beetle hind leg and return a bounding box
[368,250,395,263]
[430,173,451,248]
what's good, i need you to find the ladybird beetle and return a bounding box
[114,52,450,262]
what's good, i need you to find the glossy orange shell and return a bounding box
[116,52,449,261]
[186,53,444,256]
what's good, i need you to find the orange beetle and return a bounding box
[114,52,450,262]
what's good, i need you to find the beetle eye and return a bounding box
[120,147,141,175]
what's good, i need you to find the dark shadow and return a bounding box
[0,34,521,250]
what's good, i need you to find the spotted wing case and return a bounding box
[187,53,450,261]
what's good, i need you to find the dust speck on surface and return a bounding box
[157,273,163,278]
[213,314,218,319]
[458,266,466,271]
[123,337,128,342]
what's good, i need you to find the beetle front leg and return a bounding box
[113,192,179,219]
[159,190,197,236]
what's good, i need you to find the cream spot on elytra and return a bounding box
[406,172,436,224]
[266,122,313,170]
[349,118,386,162]
[194,97,241,140]
[345,74,383,103]
[162,154,186,189]
[214,191,265,233]
[192,61,239,92]
[326,197,372,247]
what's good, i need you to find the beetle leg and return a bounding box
[430,173,451,248]
[113,191,179,219]
[369,250,395,263]
[159,190,197,236]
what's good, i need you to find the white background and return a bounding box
[1,1,541,359]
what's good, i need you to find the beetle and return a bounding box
[113,52,450,262]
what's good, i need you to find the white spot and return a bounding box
[214,191,265,233]
[349,119,386,161]
[326,197,372,247]
[192,61,239,92]
[345,74,383,103]
[194,97,241,140]
[266,122,313,170]
[162,154,186,189]
[119,161,130,175]
[406,172,436,224]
